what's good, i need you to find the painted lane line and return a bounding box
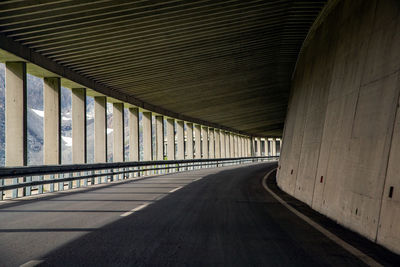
[262,169,382,267]
[20,260,44,267]
[120,203,150,217]
[169,186,182,193]
[120,211,133,217]
[131,203,149,212]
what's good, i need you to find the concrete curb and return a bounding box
[262,168,382,267]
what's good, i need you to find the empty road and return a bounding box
[0,162,396,266]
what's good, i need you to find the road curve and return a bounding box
[0,163,393,266]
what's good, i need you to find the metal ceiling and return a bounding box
[0,0,326,137]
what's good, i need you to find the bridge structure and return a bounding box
[0,0,400,266]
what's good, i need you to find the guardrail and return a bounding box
[0,156,278,200]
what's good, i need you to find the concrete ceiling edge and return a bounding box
[0,33,254,137]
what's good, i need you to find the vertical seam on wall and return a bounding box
[348,0,379,242]
[293,75,314,197]
[310,37,339,207]
[375,71,400,242]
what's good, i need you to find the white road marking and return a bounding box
[20,260,44,267]
[262,168,383,267]
[120,211,133,217]
[120,203,150,217]
[131,203,149,212]
[169,186,182,193]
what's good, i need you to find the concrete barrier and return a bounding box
[277,0,400,254]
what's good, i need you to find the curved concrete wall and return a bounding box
[277,0,400,253]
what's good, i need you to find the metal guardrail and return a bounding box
[0,156,278,200]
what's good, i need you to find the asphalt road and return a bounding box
[0,162,380,266]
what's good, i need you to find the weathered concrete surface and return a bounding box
[155,116,164,161]
[43,77,61,165]
[277,0,400,254]
[112,103,124,162]
[129,108,139,162]
[72,88,86,164]
[142,112,152,161]
[94,96,107,163]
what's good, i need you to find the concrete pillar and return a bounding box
[5,62,27,167]
[186,123,194,159]
[94,96,107,163]
[242,136,245,157]
[242,136,247,157]
[155,116,164,160]
[220,131,226,158]
[215,130,221,158]
[43,77,61,165]
[112,103,124,162]
[256,138,261,157]
[72,88,86,164]
[176,120,184,160]
[252,137,256,156]
[209,128,215,159]
[129,107,139,161]
[239,136,243,157]
[234,135,239,157]
[166,118,175,160]
[194,124,201,159]
[225,132,229,157]
[201,127,208,159]
[276,138,281,155]
[271,138,277,156]
[4,62,27,198]
[247,138,251,156]
[263,138,268,156]
[142,112,152,161]
[43,77,61,192]
[229,133,234,158]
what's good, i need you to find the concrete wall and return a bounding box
[277,0,400,253]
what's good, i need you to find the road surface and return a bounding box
[0,162,397,266]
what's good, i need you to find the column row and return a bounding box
[4,62,256,168]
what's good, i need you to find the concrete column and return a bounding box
[5,62,27,167]
[215,130,221,158]
[129,107,139,161]
[142,112,152,161]
[4,62,27,198]
[220,131,226,158]
[155,116,164,160]
[186,123,194,159]
[112,103,124,162]
[94,96,107,163]
[271,138,277,156]
[263,138,268,156]
[194,124,201,159]
[209,128,215,159]
[242,136,247,157]
[234,135,239,157]
[239,136,243,157]
[43,77,61,192]
[43,77,61,165]
[176,120,184,160]
[72,88,86,164]
[229,133,234,158]
[276,138,281,155]
[247,138,251,156]
[225,132,230,157]
[251,137,256,156]
[242,136,245,157]
[166,118,175,160]
[256,137,261,157]
[201,127,208,159]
